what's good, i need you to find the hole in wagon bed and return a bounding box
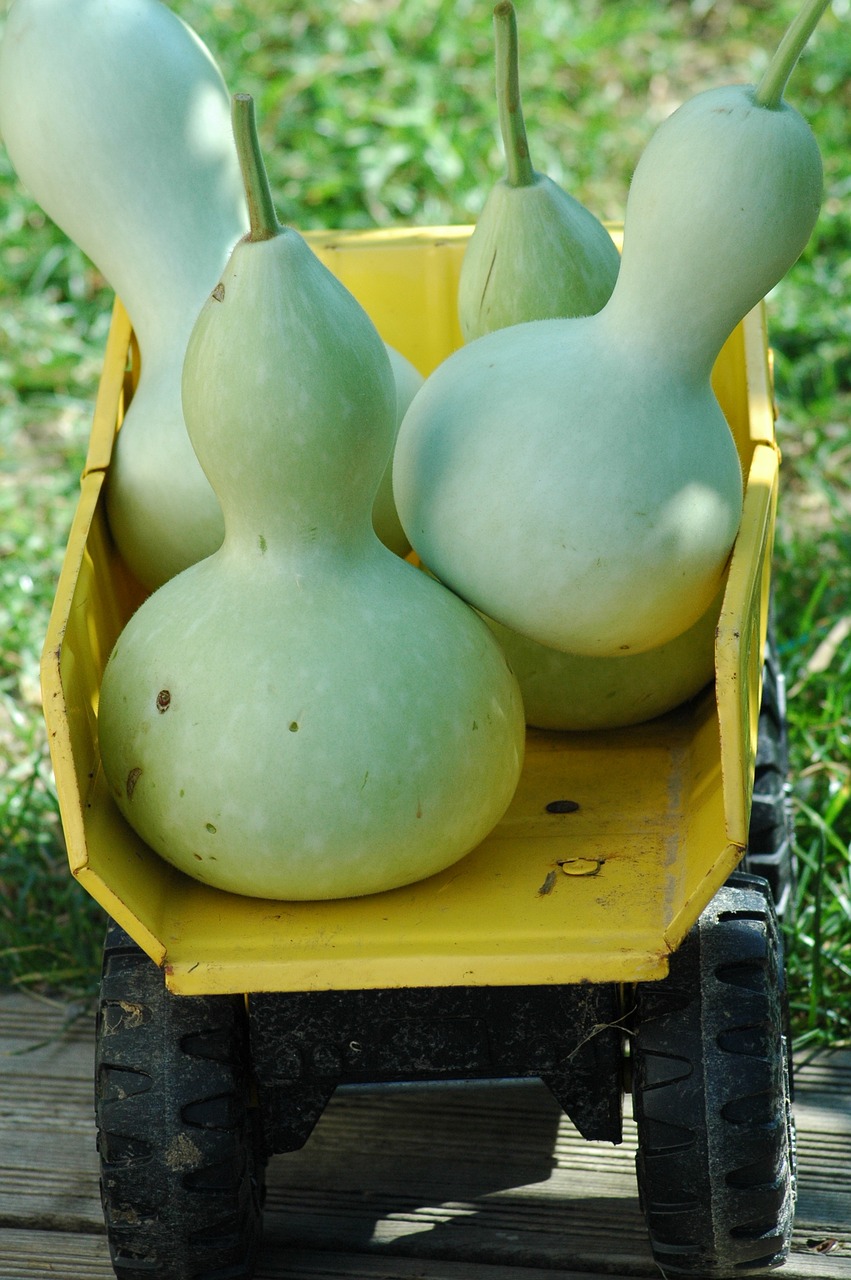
[546,799,580,814]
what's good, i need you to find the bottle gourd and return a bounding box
[0,0,249,590]
[0,0,419,583]
[96,96,525,902]
[394,0,826,658]
[457,1,619,341]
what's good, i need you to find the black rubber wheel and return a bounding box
[632,875,796,1278]
[95,921,267,1280]
[741,635,796,925]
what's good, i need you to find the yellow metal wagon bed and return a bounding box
[41,226,777,997]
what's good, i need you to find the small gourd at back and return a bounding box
[96,96,525,901]
[457,1,619,341]
[394,0,826,659]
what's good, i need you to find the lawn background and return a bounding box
[0,0,848,1045]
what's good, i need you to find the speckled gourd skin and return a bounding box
[97,229,525,901]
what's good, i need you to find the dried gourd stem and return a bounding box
[493,1,534,188]
[231,92,280,240]
[754,0,831,110]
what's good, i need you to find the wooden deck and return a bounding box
[1,990,849,1280]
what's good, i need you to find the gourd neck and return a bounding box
[220,512,378,565]
[602,289,731,385]
[493,1,534,188]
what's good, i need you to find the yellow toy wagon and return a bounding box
[41,227,796,1280]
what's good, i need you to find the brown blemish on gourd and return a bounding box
[480,249,498,311]
[205,823,217,834]
[212,282,225,301]
[126,767,142,799]
[156,689,171,713]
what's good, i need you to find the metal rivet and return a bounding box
[559,857,603,877]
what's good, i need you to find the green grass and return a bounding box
[772,380,851,1049]
[0,0,848,1042]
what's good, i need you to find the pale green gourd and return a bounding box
[484,585,723,731]
[96,96,525,902]
[394,0,826,658]
[0,0,419,584]
[0,0,249,589]
[457,1,619,341]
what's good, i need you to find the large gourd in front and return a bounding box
[96,96,525,901]
[394,1,825,657]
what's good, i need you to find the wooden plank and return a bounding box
[0,995,93,1078]
[0,1226,849,1280]
[0,1229,113,1280]
[1,994,849,1279]
[259,1076,851,1276]
[793,1048,851,1232]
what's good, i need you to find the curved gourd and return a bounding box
[457,1,619,341]
[0,0,249,589]
[97,96,525,902]
[394,1,825,658]
[0,0,417,584]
